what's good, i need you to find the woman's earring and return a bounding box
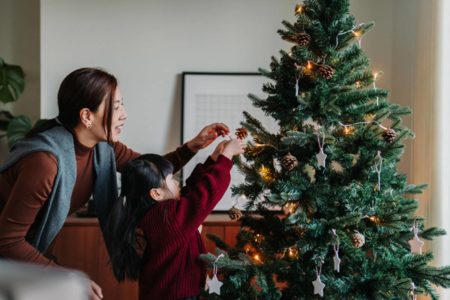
[87,122,92,129]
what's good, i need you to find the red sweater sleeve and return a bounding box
[0,152,58,266]
[175,155,233,236]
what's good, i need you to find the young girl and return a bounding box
[104,138,244,300]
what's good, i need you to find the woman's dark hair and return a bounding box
[26,67,117,141]
[104,154,174,281]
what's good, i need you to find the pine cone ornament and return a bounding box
[296,33,311,46]
[351,231,365,248]
[235,127,248,140]
[318,64,335,79]
[228,206,243,220]
[282,153,298,171]
[382,128,397,143]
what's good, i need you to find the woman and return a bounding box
[0,67,229,300]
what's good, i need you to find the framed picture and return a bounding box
[181,72,279,212]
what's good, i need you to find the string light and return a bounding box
[369,215,381,224]
[258,165,273,182]
[364,113,376,122]
[283,202,299,215]
[307,61,313,70]
[352,30,362,38]
[254,233,264,243]
[253,253,263,264]
[288,246,300,259]
[295,4,304,15]
[355,81,362,88]
[343,125,355,136]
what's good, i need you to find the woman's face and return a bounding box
[91,87,127,142]
[110,87,127,142]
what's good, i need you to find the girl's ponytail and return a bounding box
[103,154,173,282]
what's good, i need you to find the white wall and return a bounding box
[41,0,299,154]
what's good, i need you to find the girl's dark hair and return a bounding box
[26,67,117,141]
[104,154,174,281]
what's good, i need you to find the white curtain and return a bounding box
[431,0,450,296]
[412,0,450,298]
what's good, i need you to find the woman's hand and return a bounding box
[90,280,103,300]
[187,123,230,152]
[222,139,245,160]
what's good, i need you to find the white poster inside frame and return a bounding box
[181,72,279,211]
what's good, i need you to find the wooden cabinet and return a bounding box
[51,215,239,300]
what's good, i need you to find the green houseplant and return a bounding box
[0,57,34,148]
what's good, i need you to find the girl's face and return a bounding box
[162,174,180,201]
[91,87,127,142]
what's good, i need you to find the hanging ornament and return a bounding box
[318,64,335,79]
[410,282,417,300]
[312,265,326,297]
[408,222,424,254]
[297,32,311,46]
[273,157,282,172]
[228,206,242,221]
[351,230,365,248]
[206,254,224,295]
[316,133,327,169]
[372,71,383,106]
[282,153,298,171]
[374,151,383,192]
[382,128,397,143]
[235,127,248,140]
[331,229,341,272]
[333,244,341,273]
[228,196,243,220]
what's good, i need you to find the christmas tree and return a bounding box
[201,0,450,299]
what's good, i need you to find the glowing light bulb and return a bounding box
[353,30,362,37]
[307,61,313,70]
[288,247,299,259]
[258,165,272,182]
[295,4,304,14]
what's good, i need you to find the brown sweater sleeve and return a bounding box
[113,141,141,172]
[0,152,58,266]
[163,143,196,174]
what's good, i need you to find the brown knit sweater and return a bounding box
[0,139,194,266]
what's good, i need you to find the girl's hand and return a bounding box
[222,139,245,160]
[90,280,103,300]
[187,123,230,152]
[211,140,228,161]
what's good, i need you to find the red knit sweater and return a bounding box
[138,155,233,300]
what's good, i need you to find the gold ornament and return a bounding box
[382,128,397,143]
[228,206,243,221]
[318,64,335,79]
[281,153,298,171]
[235,127,248,140]
[364,113,376,122]
[351,231,365,248]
